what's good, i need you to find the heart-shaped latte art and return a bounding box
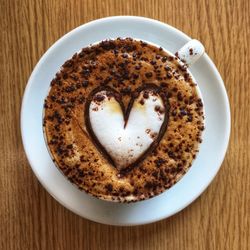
[85,85,169,173]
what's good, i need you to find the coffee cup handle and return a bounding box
[176,39,205,67]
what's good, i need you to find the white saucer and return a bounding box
[21,16,230,226]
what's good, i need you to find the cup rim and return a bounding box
[41,36,206,203]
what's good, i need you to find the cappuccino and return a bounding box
[43,38,204,202]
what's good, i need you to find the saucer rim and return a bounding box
[20,16,231,226]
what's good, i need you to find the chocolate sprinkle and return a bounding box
[145,72,153,78]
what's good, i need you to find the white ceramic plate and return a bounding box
[21,16,230,226]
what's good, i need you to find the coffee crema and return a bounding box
[43,38,204,202]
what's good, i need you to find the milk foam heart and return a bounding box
[88,88,166,171]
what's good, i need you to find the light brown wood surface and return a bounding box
[1,0,249,249]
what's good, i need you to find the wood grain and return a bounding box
[0,0,249,249]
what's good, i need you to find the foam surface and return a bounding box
[43,38,204,202]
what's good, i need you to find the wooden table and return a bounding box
[1,0,249,249]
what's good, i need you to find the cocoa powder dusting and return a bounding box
[43,38,204,202]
